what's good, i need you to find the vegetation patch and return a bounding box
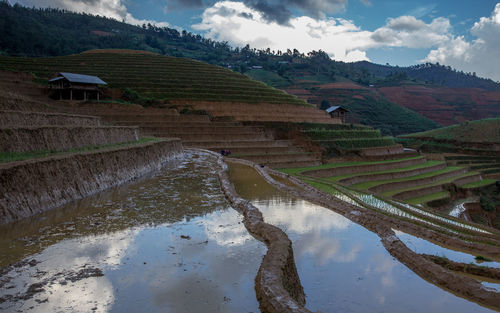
[406,192,450,206]
[351,167,464,190]
[0,137,161,163]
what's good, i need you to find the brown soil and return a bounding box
[0,126,139,153]
[0,110,101,127]
[0,139,183,224]
[303,157,425,178]
[378,85,500,126]
[369,167,466,193]
[422,254,500,281]
[339,162,446,186]
[358,145,403,156]
[203,150,309,313]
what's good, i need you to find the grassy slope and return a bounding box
[402,118,500,143]
[0,52,311,106]
[351,166,464,190]
[0,137,161,163]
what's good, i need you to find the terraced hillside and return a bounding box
[281,155,494,207]
[446,156,500,179]
[0,51,309,106]
[399,118,500,154]
[0,108,182,223]
[98,111,322,169]
[299,123,411,158]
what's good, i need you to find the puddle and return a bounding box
[229,163,497,313]
[449,198,478,220]
[0,152,265,313]
[395,230,500,268]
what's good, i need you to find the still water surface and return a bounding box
[229,162,497,313]
[0,152,265,313]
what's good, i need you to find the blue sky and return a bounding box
[11,0,500,81]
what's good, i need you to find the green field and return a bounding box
[401,118,500,143]
[0,52,311,106]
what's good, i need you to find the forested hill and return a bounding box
[352,61,500,91]
[1,2,499,91]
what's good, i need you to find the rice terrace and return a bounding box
[1,2,500,313]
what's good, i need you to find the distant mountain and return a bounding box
[1,2,499,135]
[352,61,500,91]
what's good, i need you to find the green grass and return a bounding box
[461,179,496,189]
[0,53,312,107]
[0,137,161,163]
[245,69,292,88]
[405,191,450,205]
[328,160,444,182]
[331,137,396,149]
[302,129,381,140]
[402,118,500,143]
[280,156,423,176]
[351,166,464,190]
[381,172,481,197]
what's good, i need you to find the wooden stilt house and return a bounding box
[49,72,107,101]
[326,106,349,123]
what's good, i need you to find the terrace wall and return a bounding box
[304,157,425,178]
[0,139,183,224]
[339,162,447,185]
[0,126,139,153]
[0,110,101,127]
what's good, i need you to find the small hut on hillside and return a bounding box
[49,72,107,101]
[326,106,349,123]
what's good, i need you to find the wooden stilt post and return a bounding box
[70,89,73,101]
[97,91,100,103]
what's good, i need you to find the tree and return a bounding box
[320,100,331,110]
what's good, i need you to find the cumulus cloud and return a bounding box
[193,1,455,62]
[11,0,170,27]
[424,3,500,81]
[371,16,451,49]
[194,1,372,61]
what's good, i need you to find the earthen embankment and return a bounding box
[205,151,309,313]
[0,110,101,127]
[0,126,139,153]
[0,139,182,224]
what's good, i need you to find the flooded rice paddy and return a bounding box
[0,152,265,313]
[229,162,498,313]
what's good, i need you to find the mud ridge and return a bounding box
[190,149,310,313]
[421,254,500,281]
[245,162,500,310]
[1,139,183,224]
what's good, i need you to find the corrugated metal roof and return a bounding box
[326,106,349,113]
[57,72,107,85]
[48,76,64,83]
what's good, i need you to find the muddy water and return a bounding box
[0,152,265,313]
[229,163,497,313]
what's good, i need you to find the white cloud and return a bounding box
[193,1,454,62]
[11,0,170,27]
[424,3,500,81]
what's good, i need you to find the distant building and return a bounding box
[251,65,263,69]
[49,72,107,101]
[326,106,349,123]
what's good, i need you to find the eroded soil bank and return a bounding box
[227,160,500,312]
[0,138,182,224]
[0,152,265,312]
